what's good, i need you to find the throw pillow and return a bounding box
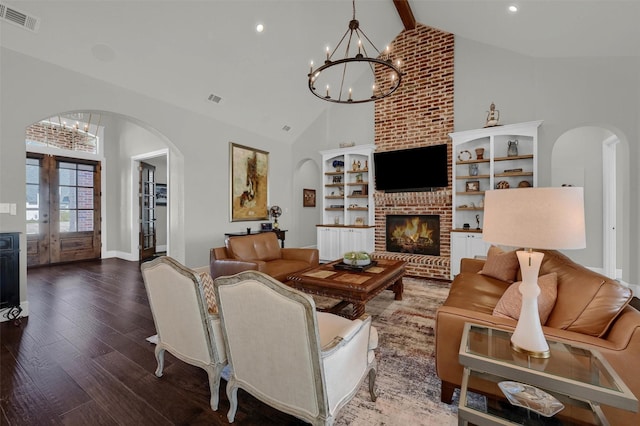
[479,246,520,283]
[493,272,558,324]
[198,271,218,315]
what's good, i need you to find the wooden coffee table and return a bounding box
[286,259,406,319]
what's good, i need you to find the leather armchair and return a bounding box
[210,232,318,281]
[436,251,640,425]
[141,256,227,411]
[214,271,378,425]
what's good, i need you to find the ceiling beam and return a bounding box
[393,0,416,31]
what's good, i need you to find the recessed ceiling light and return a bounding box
[256,23,264,33]
[508,5,518,13]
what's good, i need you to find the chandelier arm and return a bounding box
[343,29,354,59]
[339,59,349,102]
[330,29,351,60]
[357,27,384,57]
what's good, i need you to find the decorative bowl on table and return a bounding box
[343,251,371,266]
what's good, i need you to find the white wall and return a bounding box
[0,47,301,309]
[454,37,640,285]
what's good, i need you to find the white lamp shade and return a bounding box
[483,187,586,249]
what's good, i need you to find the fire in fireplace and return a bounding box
[386,215,440,256]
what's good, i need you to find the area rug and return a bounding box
[332,277,460,426]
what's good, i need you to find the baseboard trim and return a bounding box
[104,250,138,261]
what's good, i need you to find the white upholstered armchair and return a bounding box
[214,271,377,425]
[140,256,227,411]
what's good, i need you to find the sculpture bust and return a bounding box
[485,102,500,127]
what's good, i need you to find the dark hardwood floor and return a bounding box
[1,259,307,425]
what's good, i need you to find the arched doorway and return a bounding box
[24,110,183,265]
[551,126,629,282]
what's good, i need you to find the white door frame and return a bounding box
[602,135,619,279]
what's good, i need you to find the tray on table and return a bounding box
[333,260,378,272]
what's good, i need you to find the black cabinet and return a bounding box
[0,232,20,309]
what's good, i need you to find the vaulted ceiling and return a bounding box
[2,1,639,143]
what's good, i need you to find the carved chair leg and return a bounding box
[226,380,239,423]
[368,368,377,402]
[440,381,457,404]
[154,345,165,377]
[206,364,223,411]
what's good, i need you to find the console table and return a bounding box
[224,229,287,248]
[457,323,637,425]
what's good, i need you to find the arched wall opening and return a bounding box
[551,125,630,284]
[23,110,185,263]
[292,157,322,248]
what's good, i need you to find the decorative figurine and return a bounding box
[485,102,500,127]
[475,214,481,230]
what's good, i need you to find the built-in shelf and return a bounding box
[449,120,542,279]
[456,159,490,165]
[456,175,490,180]
[494,172,534,178]
[456,191,485,196]
[318,145,375,262]
[494,154,534,162]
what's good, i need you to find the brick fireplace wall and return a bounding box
[373,24,454,279]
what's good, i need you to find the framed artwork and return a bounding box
[465,180,480,192]
[303,188,316,207]
[230,143,269,221]
[155,183,167,206]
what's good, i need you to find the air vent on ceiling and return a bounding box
[282,125,291,132]
[207,94,222,104]
[0,3,40,32]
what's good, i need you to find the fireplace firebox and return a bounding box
[386,215,440,256]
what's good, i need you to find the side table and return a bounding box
[224,229,287,248]
[457,323,638,425]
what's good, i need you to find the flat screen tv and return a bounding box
[373,144,448,192]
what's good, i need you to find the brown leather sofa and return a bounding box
[436,250,640,425]
[210,231,319,281]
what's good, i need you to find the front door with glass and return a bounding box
[26,154,101,266]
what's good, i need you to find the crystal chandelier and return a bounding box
[308,0,403,104]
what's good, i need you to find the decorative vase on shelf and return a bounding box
[469,164,479,176]
[508,140,519,157]
[475,148,485,160]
